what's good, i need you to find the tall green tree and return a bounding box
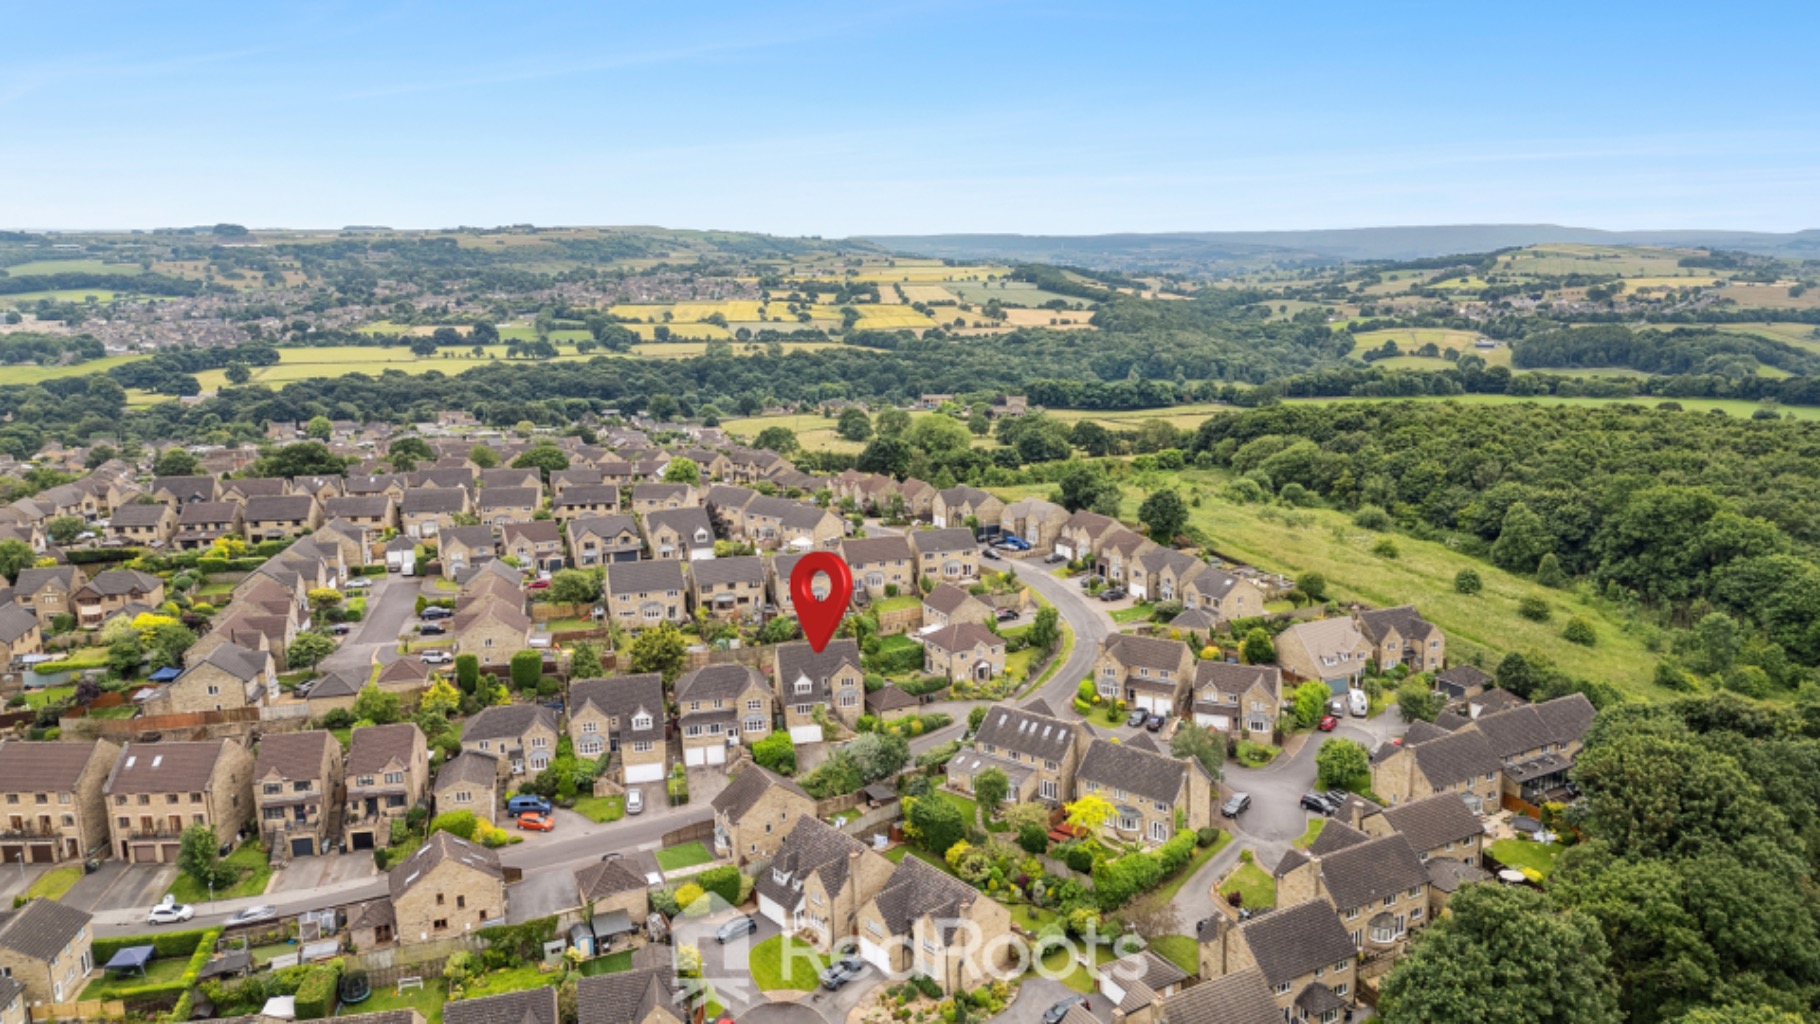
[836,407,872,442]
[973,767,1008,822]
[629,622,688,682]
[663,458,701,486]
[1491,501,1553,573]
[0,539,35,584]
[177,824,235,892]
[1314,738,1370,790]
[1137,489,1188,544]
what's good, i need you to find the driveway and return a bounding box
[1220,714,1406,870]
[992,978,1110,1024]
[318,573,417,676]
[506,866,579,924]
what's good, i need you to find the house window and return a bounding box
[1040,780,1058,800]
[633,714,652,730]
[582,721,598,734]
[384,772,403,785]
[633,741,654,753]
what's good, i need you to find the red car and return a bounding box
[1318,715,1338,732]
[526,579,551,591]
[516,812,555,832]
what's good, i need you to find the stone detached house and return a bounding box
[462,704,561,778]
[568,514,643,566]
[1179,567,1269,626]
[324,495,398,532]
[1275,618,1374,690]
[1095,633,1194,714]
[477,486,540,527]
[773,639,865,741]
[0,898,94,1004]
[921,582,992,630]
[1075,734,1214,846]
[104,740,254,863]
[1053,510,1121,563]
[931,485,1002,532]
[500,520,564,573]
[907,527,980,585]
[400,487,470,539]
[676,664,772,767]
[71,569,164,629]
[151,474,219,505]
[0,607,42,664]
[574,857,651,930]
[386,831,506,944]
[242,494,323,541]
[840,536,916,600]
[642,507,716,561]
[8,566,81,629]
[174,501,244,550]
[152,641,275,714]
[575,966,686,1024]
[0,738,118,865]
[344,723,430,854]
[1190,900,1358,1024]
[947,698,1080,805]
[1191,661,1281,737]
[553,484,621,522]
[433,752,500,825]
[711,764,815,865]
[1274,830,1433,965]
[568,675,669,785]
[1352,606,1445,673]
[1097,948,1188,1024]
[107,502,176,547]
[1001,497,1069,551]
[688,555,767,621]
[855,855,1012,992]
[630,483,697,515]
[255,731,342,859]
[755,815,895,953]
[438,525,498,578]
[603,559,688,631]
[922,622,1007,683]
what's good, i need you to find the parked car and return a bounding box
[1318,715,1338,732]
[226,905,277,927]
[1221,792,1252,818]
[147,899,194,926]
[995,607,1020,622]
[1300,792,1337,815]
[1348,688,1369,717]
[1079,574,1103,590]
[1044,552,1067,564]
[820,956,867,991]
[526,579,551,591]
[715,915,758,944]
[1042,996,1091,1024]
[331,623,352,636]
[418,622,447,635]
[599,851,623,862]
[1145,712,1166,732]
[420,650,454,665]
[999,535,1031,551]
[1125,708,1149,728]
[981,547,1002,560]
[346,578,372,590]
[507,794,553,815]
[1327,698,1345,718]
[626,788,644,815]
[516,812,555,832]
[1098,587,1127,602]
[421,606,452,620]
[1324,790,1351,810]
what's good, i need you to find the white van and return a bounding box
[1347,688,1369,717]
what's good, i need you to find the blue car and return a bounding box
[999,535,1031,551]
[507,794,552,816]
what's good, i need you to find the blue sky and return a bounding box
[3,1,1817,234]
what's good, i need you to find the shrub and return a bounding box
[429,809,478,841]
[1196,826,1221,847]
[1062,844,1095,874]
[1017,823,1049,855]
[1517,596,1551,622]
[292,960,343,1020]
[752,730,797,774]
[1352,505,1391,530]
[696,865,741,907]
[1562,617,1597,646]
[510,650,542,691]
[1372,538,1400,559]
[1454,568,1482,595]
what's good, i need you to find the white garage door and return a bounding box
[684,746,707,767]
[705,743,727,766]
[859,937,892,974]
[788,724,824,744]
[1196,712,1231,731]
[1134,693,1170,714]
[758,894,789,929]
[626,763,665,784]
[1101,977,1127,1005]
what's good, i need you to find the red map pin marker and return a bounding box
[790,551,853,653]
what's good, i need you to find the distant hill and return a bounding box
[860,225,1820,272]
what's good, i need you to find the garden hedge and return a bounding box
[95,926,214,962]
[292,959,343,1020]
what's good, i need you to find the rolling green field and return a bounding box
[0,353,151,385]
[3,258,145,276]
[993,466,1670,696]
[1289,393,1820,421]
[0,288,123,305]
[1348,328,1503,365]
[1046,402,1235,430]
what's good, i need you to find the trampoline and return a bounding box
[339,970,371,1005]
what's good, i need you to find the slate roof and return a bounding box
[435,751,500,792]
[499,520,560,547]
[711,764,811,821]
[1160,967,1279,1024]
[445,988,559,1024]
[909,527,976,555]
[1380,795,1488,855]
[570,675,667,744]
[1426,857,1491,893]
[178,501,240,525]
[401,488,467,514]
[389,830,502,902]
[82,568,163,596]
[440,525,497,553]
[604,560,686,596]
[923,583,983,619]
[243,495,317,521]
[1076,738,1190,805]
[1401,720,1452,747]
[644,506,713,540]
[869,854,983,940]
[1306,819,1370,857]
[1533,693,1597,743]
[255,732,335,783]
[690,555,766,588]
[675,664,765,705]
[1470,688,1528,716]
[1192,661,1279,703]
[478,487,540,511]
[923,622,1002,653]
[1434,664,1493,697]
[1101,948,1187,1009]
[1234,899,1357,987]
[576,858,648,902]
[105,740,235,794]
[865,685,919,715]
[463,705,557,744]
[631,483,692,504]
[0,897,93,963]
[1103,633,1191,673]
[570,514,640,541]
[13,566,80,593]
[1408,728,1500,789]
[347,723,424,776]
[0,605,37,644]
[840,535,913,565]
[936,485,993,509]
[1314,834,1430,912]
[479,468,542,489]
[576,967,683,1024]
[110,503,172,527]
[555,484,620,508]
[0,739,106,793]
[1295,983,1346,1018]
[0,977,22,1013]
[973,703,1076,762]
[1169,607,1220,633]
[756,816,870,913]
[775,639,862,694]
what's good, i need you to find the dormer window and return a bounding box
[633,713,652,731]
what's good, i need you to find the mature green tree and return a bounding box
[753,427,799,456]
[909,791,967,856]
[1026,605,1061,653]
[511,444,570,481]
[1169,723,1224,777]
[305,415,333,441]
[1454,567,1483,595]
[468,443,500,468]
[46,515,84,547]
[352,682,401,725]
[1537,552,1567,588]
[1292,680,1331,728]
[388,436,433,471]
[1396,680,1443,722]
[177,824,235,892]
[836,407,872,442]
[629,622,688,682]
[1137,489,1188,544]
[1492,501,1554,573]
[286,630,337,670]
[0,539,32,584]
[1056,462,1121,515]
[224,362,252,385]
[906,414,971,454]
[145,621,197,669]
[152,447,201,477]
[856,436,911,479]
[509,649,543,691]
[568,641,604,680]
[1296,572,1328,601]
[1069,420,1116,457]
[1688,612,1742,675]
[874,408,912,438]
[1314,738,1370,790]
[753,730,797,774]
[1672,1008,1807,1024]
[1240,628,1275,665]
[547,568,602,606]
[455,653,480,694]
[1379,885,1620,1024]
[663,457,701,486]
[251,442,346,478]
[973,767,1009,822]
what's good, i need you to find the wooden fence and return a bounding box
[30,999,125,1021]
[661,818,715,848]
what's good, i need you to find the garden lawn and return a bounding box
[875,595,921,614]
[168,842,272,903]
[654,841,713,872]
[23,866,81,901]
[460,962,557,998]
[1003,647,1035,682]
[1109,603,1155,624]
[1489,838,1564,878]
[750,935,827,991]
[1036,946,1095,994]
[1009,903,1059,933]
[81,956,191,1000]
[1293,819,1326,849]
[579,950,634,976]
[572,795,625,824]
[23,686,74,709]
[1218,862,1276,911]
[344,976,447,1024]
[1148,936,1199,976]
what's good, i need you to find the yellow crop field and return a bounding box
[844,265,1008,283]
[1001,308,1093,328]
[0,289,122,306]
[902,285,957,304]
[629,341,841,359]
[1622,276,1721,289]
[854,307,938,329]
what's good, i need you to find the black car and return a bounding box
[1079,575,1103,590]
[422,606,453,620]
[1145,712,1166,732]
[1042,996,1091,1024]
[418,623,447,636]
[1221,792,1251,817]
[599,851,622,862]
[819,956,866,991]
[715,915,759,944]
[1300,792,1337,815]
[1126,708,1149,728]
[995,607,1020,622]
[982,547,1002,560]
[331,623,352,636]
[1098,587,1127,602]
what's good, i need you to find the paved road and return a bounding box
[1019,563,1113,709]
[319,573,417,677]
[1219,714,1404,871]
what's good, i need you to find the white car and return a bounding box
[148,902,194,925]
[421,650,454,666]
[225,904,277,927]
[346,578,372,590]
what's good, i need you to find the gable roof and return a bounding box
[973,703,1076,762]
[1376,793,1482,853]
[923,583,984,618]
[1314,833,1430,911]
[869,854,984,939]
[82,568,163,597]
[908,527,976,555]
[110,503,173,527]
[0,605,37,644]
[570,675,666,744]
[642,507,713,539]
[178,501,240,525]
[1354,604,1438,644]
[775,639,862,693]
[1236,899,1357,987]
[1408,728,1501,789]
[1160,967,1279,1024]
[1076,738,1192,805]
[401,488,467,514]
[255,732,335,782]
[689,555,766,588]
[576,967,684,1024]
[840,535,913,565]
[675,664,765,706]
[0,739,106,792]
[575,858,648,903]
[1193,661,1279,699]
[923,622,1002,654]
[435,751,499,792]
[756,816,871,913]
[710,764,810,821]
[243,495,317,521]
[605,560,686,595]
[463,704,558,744]
[1434,664,1493,696]
[0,897,93,963]
[1102,633,1191,673]
[347,723,424,775]
[478,486,540,510]
[555,484,620,508]
[444,988,558,1024]
[389,830,502,902]
[105,740,234,794]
